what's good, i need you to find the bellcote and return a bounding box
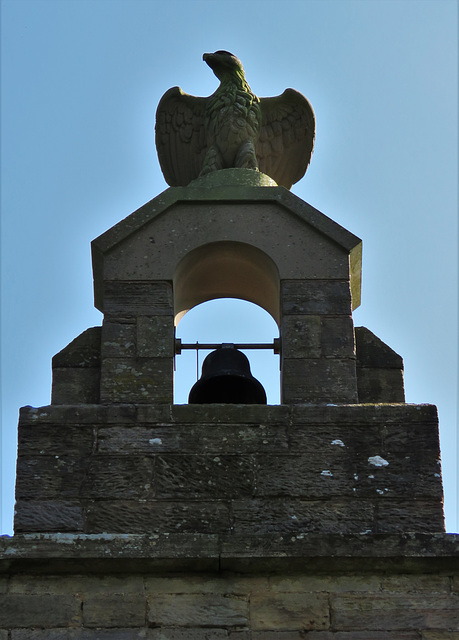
[88,169,362,404]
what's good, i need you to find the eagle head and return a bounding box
[202,50,245,80]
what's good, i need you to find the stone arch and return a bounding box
[173,241,280,326]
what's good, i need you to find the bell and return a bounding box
[188,344,267,404]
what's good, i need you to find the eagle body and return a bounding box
[202,79,261,174]
[155,51,315,189]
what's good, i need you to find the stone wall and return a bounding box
[15,404,443,535]
[1,533,458,637]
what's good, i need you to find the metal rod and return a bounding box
[175,339,280,354]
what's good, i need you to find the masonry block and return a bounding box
[250,592,329,630]
[137,315,175,358]
[51,327,101,404]
[321,316,355,358]
[14,500,84,533]
[83,594,146,627]
[147,593,249,628]
[101,320,137,358]
[281,280,352,316]
[0,594,81,627]
[282,359,358,403]
[281,315,322,358]
[100,357,173,403]
[330,592,459,630]
[355,326,405,402]
[85,500,231,534]
[102,281,174,317]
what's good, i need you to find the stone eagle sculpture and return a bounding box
[155,51,315,189]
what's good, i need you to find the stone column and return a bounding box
[99,280,174,404]
[280,279,358,404]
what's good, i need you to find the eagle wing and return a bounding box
[155,87,208,186]
[257,89,315,189]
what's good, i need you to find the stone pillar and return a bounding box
[99,281,174,404]
[281,279,357,403]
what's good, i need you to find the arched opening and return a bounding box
[174,241,280,326]
[174,298,280,404]
[173,241,281,404]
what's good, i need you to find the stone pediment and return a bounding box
[91,170,362,314]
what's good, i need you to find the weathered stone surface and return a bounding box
[375,500,444,533]
[268,574,381,593]
[321,316,355,358]
[18,403,139,425]
[0,593,81,627]
[282,359,358,403]
[15,456,89,499]
[52,327,101,368]
[355,327,405,403]
[150,631,229,640]
[52,367,100,404]
[137,315,174,358]
[355,327,403,369]
[331,593,459,630]
[9,573,145,595]
[281,280,352,316]
[85,500,230,534]
[147,593,248,627]
[168,404,289,424]
[81,456,154,499]
[11,631,148,640]
[102,281,173,317]
[357,368,405,403]
[100,357,173,403]
[83,594,146,627]
[96,424,289,455]
[15,402,443,535]
[101,319,137,358]
[50,327,102,403]
[231,499,374,535]
[279,634,420,639]
[381,574,450,593]
[281,315,322,358]
[17,424,94,457]
[290,402,437,424]
[422,634,459,640]
[144,574,269,596]
[17,401,437,427]
[14,500,84,532]
[156,454,255,499]
[250,592,329,630]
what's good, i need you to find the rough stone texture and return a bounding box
[52,327,101,404]
[92,193,361,305]
[0,533,458,635]
[88,186,362,404]
[281,359,358,403]
[0,593,81,627]
[148,593,249,627]
[355,326,405,402]
[14,500,84,532]
[14,403,443,535]
[280,280,358,403]
[100,357,173,404]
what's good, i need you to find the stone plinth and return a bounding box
[15,403,443,536]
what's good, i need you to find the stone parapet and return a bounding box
[14,403,444,535]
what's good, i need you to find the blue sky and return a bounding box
[1,0,457,533]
